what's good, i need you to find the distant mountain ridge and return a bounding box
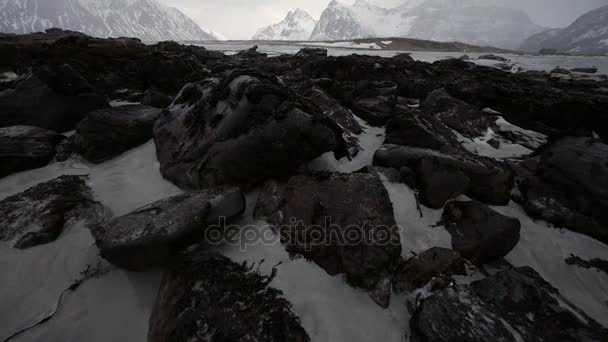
[0,0,217,41]
[305,0,546,49]
[252,9,317,40]
[520,5,608,55]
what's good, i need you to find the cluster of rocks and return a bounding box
[1,29,608,341]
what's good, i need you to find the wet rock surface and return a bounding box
[442,201,521,265]
[73,104,161,163]
[89,187,245,271]
[412,267,608,342]
[392,247,466,294]
[0,175,108,248]
[0,64,108,132]
[149,252,310,342]
[515,135,608,244]
[153,70,346,190]
[254,172,401,306]
[0,125,65,178]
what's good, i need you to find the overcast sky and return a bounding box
[160,0,608,39]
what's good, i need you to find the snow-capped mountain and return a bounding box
[310,0,544,49]
[0,0,217,41]
[520,5,608,55]
[252,9,317,40]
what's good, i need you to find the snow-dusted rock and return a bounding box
[520,5,608,55]
[0,64,108,132]
[73,104,161,163]
[442,201,521,265]
[0,125,64,178]
[89,187,245,271]
[153,69,346,190]
[413,267,608,341]
[254,172,401,307]
[253,9,317,41]
[0,0,217,41]
[149,252,310,342]
[0,175,108,249]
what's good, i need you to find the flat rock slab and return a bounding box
[0,125,64,179]
[149,252,310,342]
[254,172,401,307]
[89,187,245,271]
[0,175,108,248]
[74,104,161,163]
[413,267,608,342]
[442,201,521,265]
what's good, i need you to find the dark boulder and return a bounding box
[254,173,401,307]
[385,114,454,150]
[73,104,161,163]
[412,267,608,342]
[141,89,174,109]
[392,247,466,294]
[349,95,397,126]
[551,67,571,75]
[153,70,345,190]
[392,53,414,62]
[0,175,108,248]
[295,48,327,58]
[0,64,108,132]
[89,187,245,271]
[149,252,310,342]
[442,201,521,265]
[571,67,597,74]
[420,89,495,138]
[478,54,509,62]
[374,145,514,206]
[515,136,608,244]
[0,125,65,178]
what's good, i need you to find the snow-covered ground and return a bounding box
[1,107,607,341]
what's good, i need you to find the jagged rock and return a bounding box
[442,201,521,265]
[349,95,396,126]
[73,105,161,163]
[515,136,608,244]
[392,247,466,294]
[153,70,344,190]
[420,89,496,138]
[0,64,108,132]
[0,175,108,249]
[141,89,174,109]
[149,252,310,342]
[412,267,608,342]
[385,115,453,150]
[236,45,267,58]
[566,254,608,275]
[374,145,513,206]
[89,187,245,271]
[295,48,327,58]
[0,125,65,178]
[254,173,401,306]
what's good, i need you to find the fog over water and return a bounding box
[160,0,608,39]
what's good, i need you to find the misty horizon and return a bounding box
[160,0,608,39]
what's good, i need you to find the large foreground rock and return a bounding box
[442,201,521,265]
[515,136,608,244]
[0,125,64,178]
[0,65,108,132]
[0,175,108,248]
[149,252,310,342]
[154,70,346,190]
[254,172,401,307]
[73,105,161,163]
[374,145,513,207]
[412,267,608,342]
[90,187,245,271]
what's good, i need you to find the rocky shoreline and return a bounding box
[1,29,608,341]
